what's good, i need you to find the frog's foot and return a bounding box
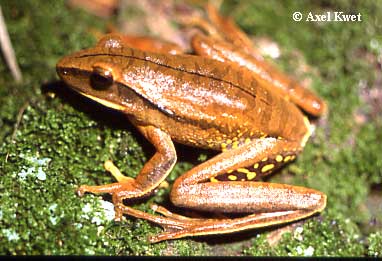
[78,181,145,221]
[117,203,206,242]
[77,160,138,198]
[150,204,205,221]
[77,160,146,220]
[178,15,221,39]
[117,203,318,243]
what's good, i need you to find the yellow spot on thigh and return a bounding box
[226,139,232,144]
[228,175,237,181]
[284,155,291,162]
[221,143,227,151]
[245,138,251,144]
[276,155,283,162]
[232,141,239,149]
[246,172,256,180]
[227,169,234,173]
[210,177,219,182]
[254,163,259,169]
[262,157,268,162]
[237,168,249,173]
[261,164,275,173]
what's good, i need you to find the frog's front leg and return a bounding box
[77,125,176,220]
[119,137,326,242]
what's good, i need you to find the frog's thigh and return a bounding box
[171,181,326,214]
[170,137,326,213]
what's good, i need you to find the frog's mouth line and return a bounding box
[78,91,127,112]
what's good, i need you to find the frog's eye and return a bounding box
[90,66,114,90]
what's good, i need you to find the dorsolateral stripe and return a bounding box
[76,53,257,98]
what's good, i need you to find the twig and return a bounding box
[5,101,29,162]
[0,6,23,83]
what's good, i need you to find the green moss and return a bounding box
[354,122,382,185]
[244,214,364,256]
[367,232,382,257]
[0,0,381,256]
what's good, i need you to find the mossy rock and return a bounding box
[0,0,381,256]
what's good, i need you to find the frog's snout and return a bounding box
[56,56,71,81]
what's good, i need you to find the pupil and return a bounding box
[90,68,113,90]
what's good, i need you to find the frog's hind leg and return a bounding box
[117,196,324,243]
[122,137,326,242]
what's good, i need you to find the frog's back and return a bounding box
[117,47,308,145]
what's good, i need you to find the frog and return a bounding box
[56,5,327,243]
